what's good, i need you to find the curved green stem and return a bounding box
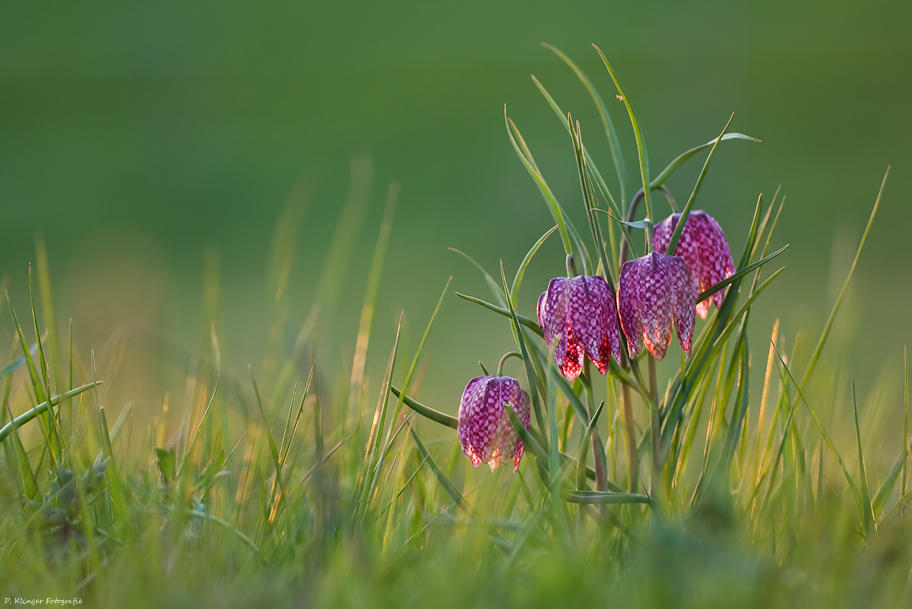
[496,352,522,377]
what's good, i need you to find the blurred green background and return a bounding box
[1,0,910,412]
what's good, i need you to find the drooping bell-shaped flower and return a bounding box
[653,210,734,319]
[457,376,531,472]
[537,275,622,381]
[617,252,696,360]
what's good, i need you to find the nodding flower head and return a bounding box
[457,376,531,472]
[653,210,734,319]
[617,252,696,360]
[537,275,622,381]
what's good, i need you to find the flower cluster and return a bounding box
[456,210,733,471]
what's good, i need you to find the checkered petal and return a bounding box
[567,275,621,374]
[617,252,697,360]
[538,278,570,364]
[538,275,621,380]
[457,376,531,472]
[654,210,734,319]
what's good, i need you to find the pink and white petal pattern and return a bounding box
[617,252,697,360]
[457,376,531,472]
[538,275,622,380]
[654,210,734,319]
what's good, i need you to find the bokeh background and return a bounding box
[2,0,910,414]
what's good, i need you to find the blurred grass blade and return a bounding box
[409,428,465,508]
[362,313,403,484]
[0,352,31,380]
[350,182,399,414]
[0,381,102,443]
[561,490,652,505]
[2,401,38,499]
[770,341,863,510]
[34,236,63,385]
[6,297,47,405]
[851,381,876,533]
[800,167,888,387]
[385,276,452,434]
[267,172,317,302]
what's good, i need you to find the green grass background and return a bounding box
[2,2,912,606]
[3,0,910,412]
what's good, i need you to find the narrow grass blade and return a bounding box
[388,386,457,429]
[903,345,910,511]
[505,404,548,464]
[529,74,622,216]
[362,313,403,486]
[0,352,30,380]
[510,225,558,304]
[505,109,575,257]
[449,248,506,306]
[851,381,876,533]
[499,263,548,442]
[0,382,100,443]
[28,265,61,460]
[2,400,38,499]
[873,448,905,517]
[770,341,863,510]
[34,236,62,385]
[385,276,452,433]
[409,428,465,508]
[650,133,760,188]
[542,42,628,203]
[570,117,616,290]
[666,113,734,256]
[593,45,651,222]
[454,292,542,336]
[350,182,398,414]
[561,490,652,505]
[801,167,888,387]
[187,509,263,561]
[698,245,789,302]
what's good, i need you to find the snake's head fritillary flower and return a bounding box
[537,275,622,381]
[457,376,531,472]
[617,252,696,360]
[653,210,735,319]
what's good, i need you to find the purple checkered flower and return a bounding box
[653,210,735,319]
[617,252,696,360]
[457,376,531,472]
[537,275,622,381]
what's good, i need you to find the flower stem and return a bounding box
[581,365,607,492]
[496,351,522,377]
[621,381,638,492]
[648,357,660,497]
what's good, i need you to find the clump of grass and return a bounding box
[0,46,908,609]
